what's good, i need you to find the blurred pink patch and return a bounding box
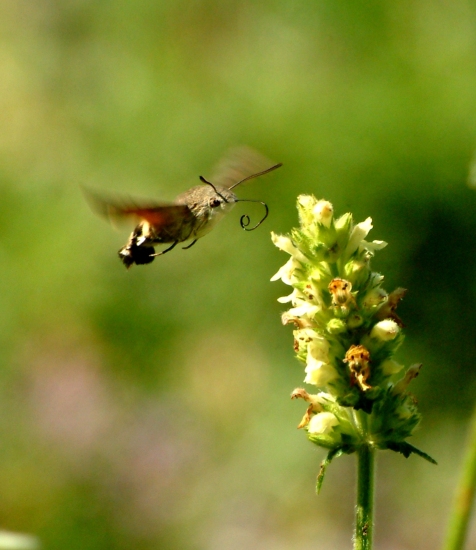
[28,352,115,454]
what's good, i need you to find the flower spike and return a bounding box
[273,195,436,490]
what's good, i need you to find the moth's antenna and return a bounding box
[235,199,269,231]
[199,176,229,203]
[228,163,282,191]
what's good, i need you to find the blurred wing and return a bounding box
[82,186,190,226]
[207,146,278,189]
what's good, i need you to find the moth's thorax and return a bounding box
[176,185,237,210]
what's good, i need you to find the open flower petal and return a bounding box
[343,217,373,260]
[277,290,297,304]
[271,232,309,263]
[362,239,387,253]
[304,357,337,386]
[270,257,297,284]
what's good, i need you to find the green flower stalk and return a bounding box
[443,403,476,550]
[271,195,436,546]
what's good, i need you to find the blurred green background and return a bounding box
[1,1,476,548]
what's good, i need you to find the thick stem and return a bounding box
[354,444,375,550]
[443,405,476,550]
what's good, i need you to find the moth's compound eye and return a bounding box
[209,198,222,208]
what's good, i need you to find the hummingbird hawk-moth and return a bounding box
[83,149,282,268]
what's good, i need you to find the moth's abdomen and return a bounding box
[118,243,155,268]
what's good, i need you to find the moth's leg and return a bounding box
[180,222,197,249]
[151,241,178,256]
[182,239,198,250]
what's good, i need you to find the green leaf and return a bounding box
[386,441,437,464]
[316,448,344,494]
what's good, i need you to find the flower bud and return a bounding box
[370,319,400,341]
[327,318,347,334]
[362,287,388,310]
[297,194,318,226]
[313,200,334,227]
[392,364,421,395]
[308,412,339,435]
[347,313,364,329]
[380,358,404,375]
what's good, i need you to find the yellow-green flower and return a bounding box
[272,195,435,483]
[308,412,339,435]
